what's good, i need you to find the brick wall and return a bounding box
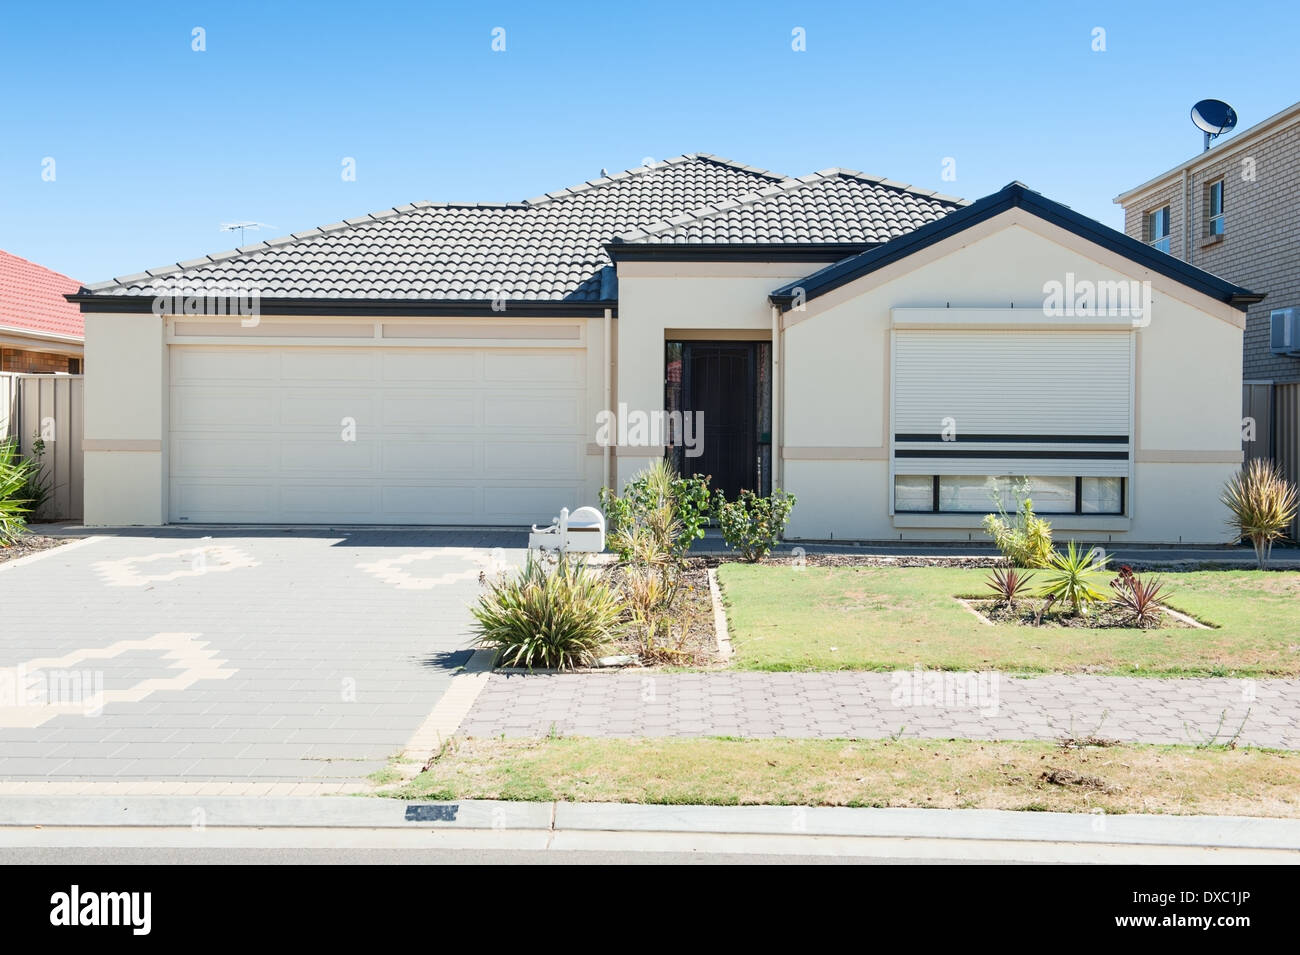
[1119,116,1300,385]
[0,347,80,374]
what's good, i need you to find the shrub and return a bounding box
[1038,541,1111,616]
[1110,569,1169,629]
[981,478,1054,568]
[0,438,38,544]
[984,566,1035,606]
[713,488,797,562]
[19,435,52,521]
[1221,459,1298,569]
[600,459,711,562]
[471,555,623,670]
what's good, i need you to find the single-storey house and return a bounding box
[1,249,84,374]
[70,154,1259,542]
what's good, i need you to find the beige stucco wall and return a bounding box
[83,312,167,525]
[778,215,1243,543]
[613,260,813,488]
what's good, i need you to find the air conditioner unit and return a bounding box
[1270,308,1300,356]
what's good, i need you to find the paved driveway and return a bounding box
[0,529,524,789]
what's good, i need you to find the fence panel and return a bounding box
[4,373,84,521]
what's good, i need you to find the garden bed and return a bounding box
[599,559,719,667]
[963,597,1202,630]
[0,534,69,565]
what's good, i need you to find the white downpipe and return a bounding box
[603,307,613,491]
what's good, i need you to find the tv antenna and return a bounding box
[1191,100,1237,152]
[219,221,276,246]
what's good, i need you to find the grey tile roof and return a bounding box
[613,169,966,245]
[81,156,966,302]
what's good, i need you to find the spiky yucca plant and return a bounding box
[1111,572,1169,629]
[1038,541,1111,616]
[471,555,623,670]
[0,438,37,545]
[984,566,1035,606]
[1221,459,1298,569]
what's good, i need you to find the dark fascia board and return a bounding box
[606,241,874,263]
[769,182,1263,311]
[66,294,618,318]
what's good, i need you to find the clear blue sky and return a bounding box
[2,0,1296,284]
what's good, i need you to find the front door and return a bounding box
[679,342,760,498]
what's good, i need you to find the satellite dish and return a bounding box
[1191,99,1237,151]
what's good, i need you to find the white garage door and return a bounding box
[169,345,589,524]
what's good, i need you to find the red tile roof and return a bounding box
[0,249,84,340]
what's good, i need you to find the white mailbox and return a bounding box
[528,506,606,555]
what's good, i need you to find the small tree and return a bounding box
[1222,459,1298,569]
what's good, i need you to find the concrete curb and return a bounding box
[707,568,733,662]
[1,796,1297,852]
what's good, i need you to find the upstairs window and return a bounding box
[1146,205,1171,253]
[1207,180,1225,236]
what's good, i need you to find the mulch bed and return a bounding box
[968,597,1193,630]
[599,559,720,667]
[0,534,69,565]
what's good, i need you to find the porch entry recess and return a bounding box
[891,329,1133,515]
[664,341,772,498]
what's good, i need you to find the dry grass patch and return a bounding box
[389,736,1300,817]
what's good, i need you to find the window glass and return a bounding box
[1081,476,1124,514]
[1208,181,1225,235]
[893,474,934,511]
[935,475,1075,513]
[1147,206,1171,253]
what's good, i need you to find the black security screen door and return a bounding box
[666,341,769,499]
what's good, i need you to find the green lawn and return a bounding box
[716,564,1300,677]
[385,736,1300,817]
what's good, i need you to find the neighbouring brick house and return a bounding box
[0,249,84,374]
[1115,100,1300,538]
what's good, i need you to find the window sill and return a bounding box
[1201,233,1225,249]
[892,513,1131,532]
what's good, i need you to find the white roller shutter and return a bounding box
[892,329,1132,477]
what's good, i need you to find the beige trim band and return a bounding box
[83,439,162,452]
[783,446,888,461]
[1135,449,1243,464]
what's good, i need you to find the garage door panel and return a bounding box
[173,437,277,476]
[483,439,582,475]
[381,394,477,429]
[172,481,276,521]
[169,344,589,524]
[280,391,375,428]
[483,395,580,429]
[279,350,380,381]
[278,484,380,520]
[381,485,477,520]
[484,351,580,384]
[381,441,477,475]
[382,350,478,381]
[482,484,584,522]
[173,348,279,381]
[278,439,379,474]
[171,390,273,429]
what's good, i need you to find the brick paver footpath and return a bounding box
[458,671,1300,749]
